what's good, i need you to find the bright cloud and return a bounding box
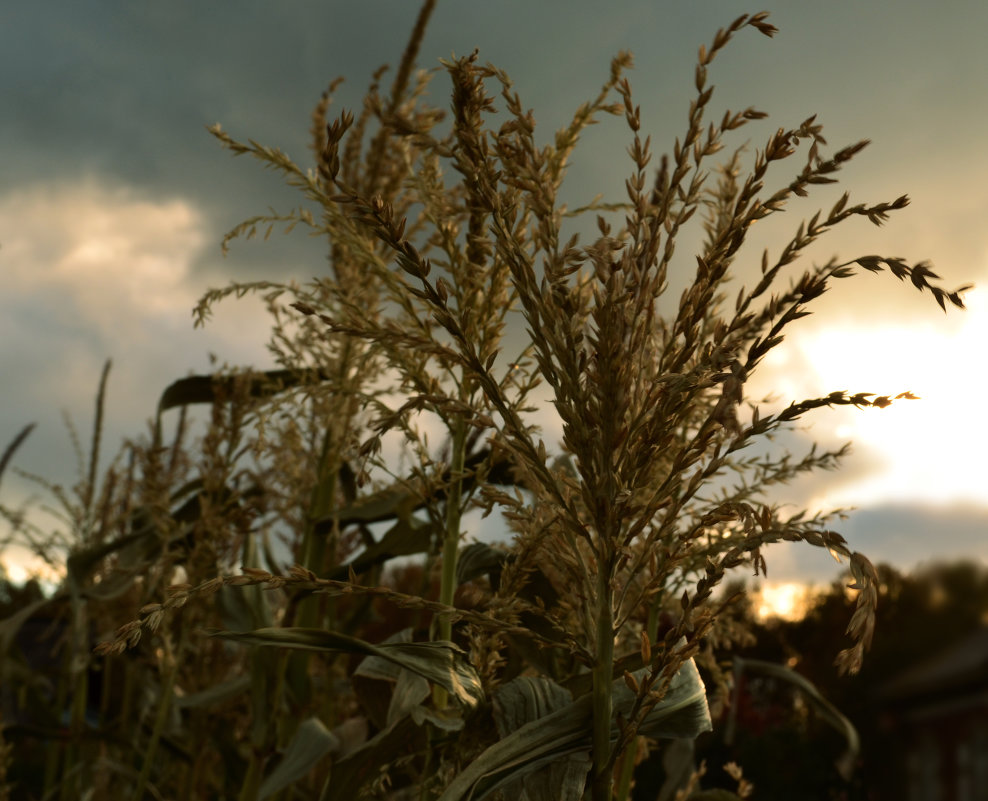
[751,287,988,511]
[0,178,279,522]
[0,177,276,411]
[0,178,205,331]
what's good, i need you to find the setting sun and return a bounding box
[754,581,813,621]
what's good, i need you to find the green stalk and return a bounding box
[614,736,638,801]
[301,427,340,594]
[646,596,660,645]
[238,758,264,801]
[51,582,90,800]
[131,657,177,801]
[285,428,340,703]
[240,533,292,801]
[59,664,89,801]
[434,416,467,710]
[590,565,615,801]
[252,352,353,798]
[42,655,69,797]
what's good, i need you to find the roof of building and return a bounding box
[880,625,988,703]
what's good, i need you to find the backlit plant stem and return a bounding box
[614,736,639,801]
[591,563,615,801]
[131,639,177,801]
[434,415,467,710]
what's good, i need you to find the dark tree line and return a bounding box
[691,559,988,800]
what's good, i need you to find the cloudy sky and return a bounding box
[2,1,986,594]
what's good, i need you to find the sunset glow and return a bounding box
[753,288,988,512]
[754,581,813,621]
[0,547,63,590]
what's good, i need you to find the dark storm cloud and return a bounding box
[7,1,985,292]
[765,503,988,584]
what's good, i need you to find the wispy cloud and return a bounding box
[0,178,204,331]
[0,178,272,492]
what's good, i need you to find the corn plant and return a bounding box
[0,4,968,800]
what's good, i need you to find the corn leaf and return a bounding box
[158,368,331,412]
[438,657,710,801]
[492,676,589,801]
[209,627,484,707]
[258,716,341,800]
[728,657,859,780]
